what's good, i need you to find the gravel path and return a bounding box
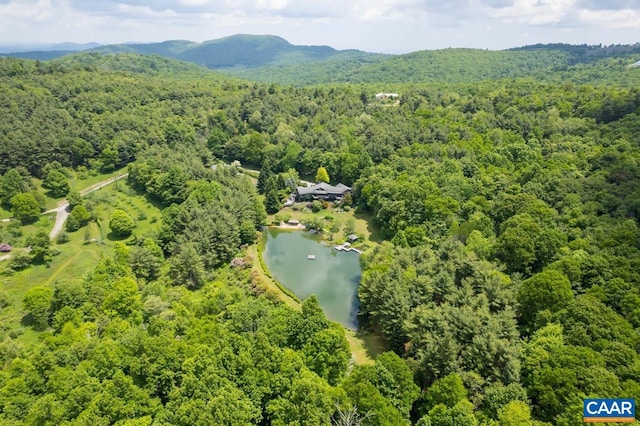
[0,173,128,261]
[47,173,129,239]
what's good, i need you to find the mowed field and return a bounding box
[0,179,162,347]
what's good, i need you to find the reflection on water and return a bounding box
[262,228,362,329]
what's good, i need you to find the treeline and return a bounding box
[227,46,640,87]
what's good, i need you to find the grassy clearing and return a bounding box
[267,203,381,246]
[84,179,162,240]
[68,167,127,194]
[344,329,385,365]
[0,222,109,347]
[0,179,162,348]
[0,167,129,220]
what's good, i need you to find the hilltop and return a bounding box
[4,34,385,70]
[4,35,640,86]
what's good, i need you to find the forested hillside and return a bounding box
[228,44,640,86]
[1,53,640,425]
[5,34,385,71]
[9,37,640,87]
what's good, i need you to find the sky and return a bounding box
[0,0,639,53]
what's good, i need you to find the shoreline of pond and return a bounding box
[251,230,383,364]
[261,228,361,329]
[266,224,364,254]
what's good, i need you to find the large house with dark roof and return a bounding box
[295,182,351,201]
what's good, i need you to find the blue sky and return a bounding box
[0,0,638,53]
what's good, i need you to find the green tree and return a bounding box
[311,200,323,213]
[102,277,143,323]
[70,204,91,226]
[495,214,539,274]
[316,166,330,184]
[50,280,87,314]
[43,170,70,198]
[1,168,26,205]
[7,248,32,271]
[109,209,135,237]
[425,374,468,411]
[257,158,274,194]
[482,382,528,419]
[267,369,334,426]
[170,242,206,289]
[264,189,281,214]
[288,296,329,349]
[303,323,350,386]
[147,166,189,205]
[26,230,52,264]
[23,286,53,330]
[65,214,80,232]
[10,192,40,224]
[518,269,573,329]
[498,400,537,426]
[374,352,420,418]
[421,400,479,426]
[66,191,83,210]
[340,378,405,425]
[129,244,163,281]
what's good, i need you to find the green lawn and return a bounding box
[0,178,162,348]
[267,202,382,245]
[0,167,130,219]
[84,179,162,240]
[68,167,127,194]
[0,222,108,347]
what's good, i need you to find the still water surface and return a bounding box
[262,228,361,329]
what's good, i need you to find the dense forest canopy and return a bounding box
[0,48,640,425]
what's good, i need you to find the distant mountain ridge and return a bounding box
[0,42,100,54]
[2,34,382,70]
[3,35,640,86]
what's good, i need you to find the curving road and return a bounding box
[46,173,129,239]
[0,173,128,261]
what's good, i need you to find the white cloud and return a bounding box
[0,0,639,51]
[578,8,640,28]
[487,0,577,25]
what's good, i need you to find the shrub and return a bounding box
[109,209,135,237]
[56,232,70,244]
[65,214,80,232]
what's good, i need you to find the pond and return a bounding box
[262,228,361,329]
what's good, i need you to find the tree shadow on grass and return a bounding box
[20,312,35,328]
[106,232,131,242]
[354,211,384,243]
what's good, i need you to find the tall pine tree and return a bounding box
[257,157,274,194]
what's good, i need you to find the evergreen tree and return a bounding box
[264,189,281,214]
[257,158,274,194]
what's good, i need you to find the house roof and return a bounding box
[296,182,351,196]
